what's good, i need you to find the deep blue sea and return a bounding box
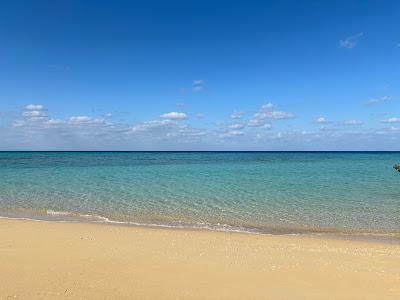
[0,152,399,240]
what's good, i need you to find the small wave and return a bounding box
[78,214,110,222]
[0,210,262,235]
[1,210,399,243]
[76,213,261,234]
[46,210,72,216]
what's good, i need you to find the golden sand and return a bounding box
[0,218,399,299]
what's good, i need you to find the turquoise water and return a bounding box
[0,152,399,240]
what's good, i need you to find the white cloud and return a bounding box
[382,117,400,123]
[22,110,47,118]
[25,104,44,111]
[131,119,210,144]
[366,96,391,105]
[104,113,113,117]
[160,112,187,120]
[69,116,104,124]
[248,119,265,127]
[3,100,400,150]
[20,104,47,120]
[228,130,244,136]
[180,80,205,94]
[230,111,242,119]
[339,32,363,49]
[19,107,47,123]
[268,111,295,119]
[259,102,274,110]
[2,105,215,150]
[192,79,204,93]
[249,102,295,126]
[221,130,244,138]
[192,80,204,85]
[248,119,273,129]
[69,116,92,123]
[376,126,400,134]
[228,123,244,130]
[132,119,175,132]
[343,119,363,126]
[192,86,203,93]
[45,119,66,125]
[261,123,272,129]
[316,117,327,124]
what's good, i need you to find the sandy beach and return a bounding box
[0,219,399,299]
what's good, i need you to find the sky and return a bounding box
[0,0,399,150]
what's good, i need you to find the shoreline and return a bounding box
[1,209,399,245]
[1,218,400,299]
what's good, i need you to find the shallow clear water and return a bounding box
[0,152,399,239]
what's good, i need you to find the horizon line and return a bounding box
[1,150,400,153]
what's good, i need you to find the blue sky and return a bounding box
[0,0,399,150]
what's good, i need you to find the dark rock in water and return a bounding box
[394,165,400,172]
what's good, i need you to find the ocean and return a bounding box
[0,151,399,241]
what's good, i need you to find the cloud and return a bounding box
[192,80,204,85]
[382,117,400,123]
[2,105,206,150]
[343,119,363,126]
[249,102,295,126]
[339,32,363,49]
[4,105,135,149]
[22,110,47,118]
[69,116,105,124]
[192,86,204,93]
[230,111,242,119]
[261,123,272,129]
[366,96,391,105]
[228,123,244,130]
[248,119,273,128]
[376,126,400,134]
[180,80,205,94]
[254,103,295,120]
[45,119,66,125]
[20,104,47,120]
[25,104,44,111]
[69,116,91,123]
[227,130,244,135]
[160,112,188,120]
[131,119,176,132]
[2,101,400,151]
[268,111,295,119]
[248,119,265,127]
[192,79,204,93]
[315,117,327,124]
[131,119,210,145]
[221,130,244,138]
